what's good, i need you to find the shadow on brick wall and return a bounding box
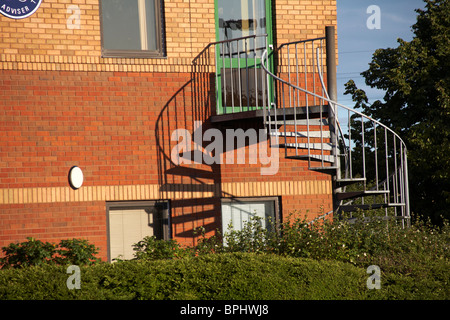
[155,60,223,246]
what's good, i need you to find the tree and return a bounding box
[344,0,450,223]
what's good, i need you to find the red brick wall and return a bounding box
[0,201,107,258]
[0,68,333,260]
[0,70,193,189]
[0,70,192,260]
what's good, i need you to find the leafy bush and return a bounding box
[54,239,100,266]
[0,253,371,300]
[0,252,447,300]
[0,237,55,269]
[0,212,447,300]
[131,236,190,261]
[0,237,100,269]
[130,212,449,286]
[191,226,223,255]
[222,217,272,253]
[209,212,449,272]
[118,210,448,297]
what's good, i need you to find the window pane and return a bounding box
[217,0,266,41]
[221,200,275,234]
[101,0,141,50]
[217,0,266,57]
[109,208,154,261]
[108,202,169,262]
[145,0,158,51]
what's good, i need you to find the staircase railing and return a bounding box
[192,29,410,224]
[192,34,270,116]
[263,37,348,171]
[261,35,410,225]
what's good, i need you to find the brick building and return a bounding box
[1,0,408,262]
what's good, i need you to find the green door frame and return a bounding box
[214,0,275,115]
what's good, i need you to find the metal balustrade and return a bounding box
[193,27,410,224]
[192,34,270,115]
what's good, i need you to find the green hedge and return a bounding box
[0,214,448,300]
[0,252,447,300]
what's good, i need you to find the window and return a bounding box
[107,201,170,261]
[221,197,279,235]
[100,0,165,58]
[217,0,268,55]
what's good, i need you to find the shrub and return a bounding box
[0,253,371,300]
[0,252,446,300]
[192,226,224,255]
[139,212,448,281]
[222,216,272,253]
[185,212,449,295]
[0,237,100,269]
[216,212,449,268]
[0,237,55,269]
[131,236,190,261]
[2,212,446,299]
[55,239,100,266]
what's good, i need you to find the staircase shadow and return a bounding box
[155,66,225,246]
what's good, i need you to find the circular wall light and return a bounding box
[68,166,84,189]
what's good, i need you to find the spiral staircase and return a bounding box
[194,26,410,226]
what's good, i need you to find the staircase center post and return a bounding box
[325,26,340,214]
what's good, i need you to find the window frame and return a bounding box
[220,197,281,234]
[106,200,171,262]
[99,0,166,59]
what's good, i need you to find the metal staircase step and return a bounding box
[338,203,406,212]
[281,142,333,151]
[266,119,329,126]
[309,166,339,173]
[335,178,366,188]
[345,215,409,224]
[286,154,335,163]
[336,190,390,201]
[270,131,331,138]
[266,105,328,120]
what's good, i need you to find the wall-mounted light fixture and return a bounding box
[68,166,84,189]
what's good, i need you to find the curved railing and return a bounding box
[192,31,410,224]
[261,41,410,224]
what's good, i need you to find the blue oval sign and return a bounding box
[0,0,42,19]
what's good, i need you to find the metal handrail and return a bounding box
[192,34,267,64]
[193,34,270,115]
[262,46,410,220]
[261,49,408,146]
[191,33,410,221]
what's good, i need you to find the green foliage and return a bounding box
[0,237,56,269]
[194,213,449,298]
[0,253,370,300]
[222,217,273,253]
[0,249,447,300]
[126,213,449,298]
[0,237,100,269]
[344,0,450,223]
[192,226,224,255]
[131,236,190,261]
[257,213,447,270]
[0,214,448,299]
[54,239,100,266]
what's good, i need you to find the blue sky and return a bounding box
[336,0,426,106]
